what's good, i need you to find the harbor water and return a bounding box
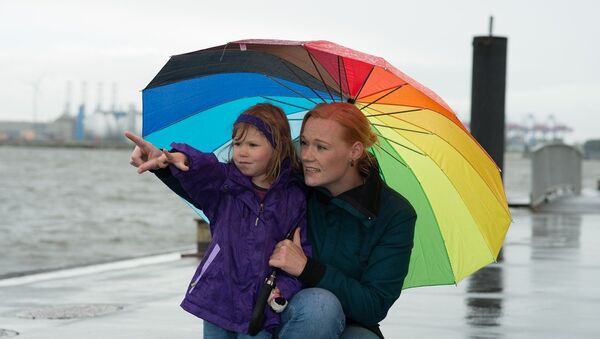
[0,146,195,278]
[1,147,599,278]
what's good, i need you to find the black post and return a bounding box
[470,33,508,176]
[471,19,508,262]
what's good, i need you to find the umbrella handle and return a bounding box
[247,227,297,335]
[248,272,276,335]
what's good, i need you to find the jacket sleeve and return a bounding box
[301,211,416,325]
[152,168,201,210]
[156,142,227,220]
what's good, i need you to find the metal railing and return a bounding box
[530,144,582,208]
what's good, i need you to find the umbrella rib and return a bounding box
[259,96,313,111]
[219,42,230,62]
[340,56,351,102]
[358,84,405,110]
[365,108,424,117]
[370,123,432,135]
[279,61,327,103]
[376,130,500,284]
[368,108,512,218]
[374,133,428,156]
[305,48,337,102]
[364,106,441,138]
[265,75,318,105]
[372,116,512,241]
[352,66,374,102]
[371,143,408,167]
[214,140,232,159]
[337,56,343,102]
[373,136,458,289]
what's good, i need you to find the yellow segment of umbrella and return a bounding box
[363,103,510,287]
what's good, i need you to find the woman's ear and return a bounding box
[350,141,364,162]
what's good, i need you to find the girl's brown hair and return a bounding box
[232,103,300,183]
[301,102,378,177]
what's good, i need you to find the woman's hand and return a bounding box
[269,228,307,277]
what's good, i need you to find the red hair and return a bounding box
[301,102,377,176]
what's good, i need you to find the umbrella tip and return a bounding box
[347,98,356,104]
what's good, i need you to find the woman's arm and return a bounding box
[271,213,312,301]
[270,210,416,325]
[310,212,416,325]
[269,226,309,277]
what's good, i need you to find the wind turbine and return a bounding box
[28,73,45,135]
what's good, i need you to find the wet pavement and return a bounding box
[382,205,600,339]
[1,197,599,338]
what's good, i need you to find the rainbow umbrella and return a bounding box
[142,39,511,288]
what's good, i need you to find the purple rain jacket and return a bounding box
[166,143,310,334]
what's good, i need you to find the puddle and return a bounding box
[0,329,19,337]
[16,304,123,320]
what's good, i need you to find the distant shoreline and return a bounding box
[0,140,131,149]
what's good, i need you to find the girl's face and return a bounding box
[232,125,274,188]
[300,117,360,196]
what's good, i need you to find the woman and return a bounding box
[267,102,416,339]
[128,102,416,338]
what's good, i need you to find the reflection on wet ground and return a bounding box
[468,265,504,294]
[382,205,600,338]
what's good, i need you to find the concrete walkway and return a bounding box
[1,198,599,338]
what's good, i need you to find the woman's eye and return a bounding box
[249,143,258,147]
[300,140,307,146]
[233,142,241,146]
[317,145,327,150]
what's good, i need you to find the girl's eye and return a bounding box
[249,143,258,147]
[233,142,241,146]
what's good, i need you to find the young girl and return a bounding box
[126,103,310,338]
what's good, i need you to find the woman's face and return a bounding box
[300,117,359,196]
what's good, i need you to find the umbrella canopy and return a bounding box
[142,39,511,289]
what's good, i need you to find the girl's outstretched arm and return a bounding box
[125,131,164,173]
[125,132,225,219]
[125,132,190,173]
[164,142,227,220]
[161,149,189,171]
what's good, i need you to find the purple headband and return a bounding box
[234,114,276,148]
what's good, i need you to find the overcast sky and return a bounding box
[1,0,598,143]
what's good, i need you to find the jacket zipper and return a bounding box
[189,279,200,293]
[255,203,264,226]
